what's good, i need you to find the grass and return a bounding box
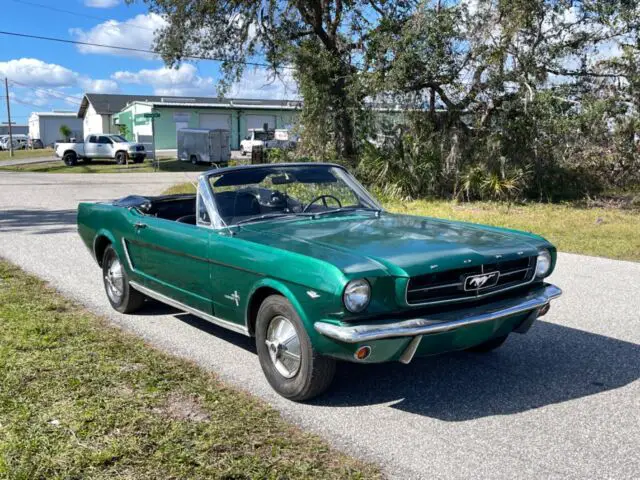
[0,259,380,479]
[0,158,211,174]
[0,148,55,161]
[164,182,640,262]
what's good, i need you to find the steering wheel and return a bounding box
[302,194,342,213]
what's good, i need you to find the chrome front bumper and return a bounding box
[314,283,562,344]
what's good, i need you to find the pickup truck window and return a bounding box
[88,136,98,143]
[98,136,112,144]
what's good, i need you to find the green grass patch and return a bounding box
[0,260,379,479]
[0,158,211,174]
[0,148,55,161]
[164,182,640,262]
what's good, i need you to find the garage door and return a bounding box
[246,115,276,130]
[199,113,231,130]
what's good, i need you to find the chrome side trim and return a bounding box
[121,238,135,271]
[315,284,562,344]
[399,335,423,364]
[129,280,250,336]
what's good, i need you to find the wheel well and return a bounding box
[246,286,281,336]
[63,150,77,158]
[94,235,111,267]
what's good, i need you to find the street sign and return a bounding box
[143,112,161,118]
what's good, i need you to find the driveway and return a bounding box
[0,171,638,479]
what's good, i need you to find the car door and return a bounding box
[85,136,99,157]
[97,136,115,159]
[125,200,213,314]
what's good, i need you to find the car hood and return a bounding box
[237,212,545,277]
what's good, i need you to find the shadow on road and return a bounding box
[151,301,639,420]
[0,208,77,234]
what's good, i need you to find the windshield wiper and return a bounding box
[302,206,382,218]
[234,213,297,226]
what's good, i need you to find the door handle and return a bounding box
[134,222,147,230]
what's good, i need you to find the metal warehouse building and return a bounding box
[28,111,83,146]
[78,94,300,151]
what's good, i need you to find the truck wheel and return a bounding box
[190,155,198,165]
[256,295,336,401]
[467,334,509,353]
[63,152,78,166]
[102,245,145,314]
[115,151,128,165]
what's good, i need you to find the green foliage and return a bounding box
[117,123,129,139]
[59,124,72,141]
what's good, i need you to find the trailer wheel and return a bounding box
[190,155,198,165]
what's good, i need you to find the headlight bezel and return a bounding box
[343,279,371,313]
[535,249,552,278]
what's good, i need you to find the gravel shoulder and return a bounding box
[0,170,638,479]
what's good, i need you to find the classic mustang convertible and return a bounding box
[78,163,562,401]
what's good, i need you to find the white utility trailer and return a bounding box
[177,128,231,166]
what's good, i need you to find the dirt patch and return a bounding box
[155,393,210,423]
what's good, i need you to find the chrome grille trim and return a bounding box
[405,256,538,306]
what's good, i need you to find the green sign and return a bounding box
[143,112,161,118]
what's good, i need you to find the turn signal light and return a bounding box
[354,346,371,360]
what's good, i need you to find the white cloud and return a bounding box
[112,64,216,96]
[84,0,120,8]
[0,58,119,108]
[229,67,299,99]
[70,13,166,59]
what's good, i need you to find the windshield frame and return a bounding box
[201,163,383,229]
[108,135,128,143]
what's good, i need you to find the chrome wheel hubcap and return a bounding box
[105,256,124,303]
[265,315,301,378]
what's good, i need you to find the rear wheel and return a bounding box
[63,152,78,166]
[102,245,145,313]
[467,334,509,352]
[115,151,128,165]
[256,295,335,401]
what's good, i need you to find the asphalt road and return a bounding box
[0,171,638,479]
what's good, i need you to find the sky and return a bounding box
[0,0,298,125]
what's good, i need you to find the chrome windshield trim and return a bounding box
[129,281,249,336]
[315,283,562,344]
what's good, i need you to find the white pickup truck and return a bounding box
[55,134,146,166]
[239,129,274,155]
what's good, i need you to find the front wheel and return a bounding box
[256,295,335,401]
[102,245,145,313]
[115,151,128,165]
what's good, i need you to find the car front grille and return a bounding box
[406,256,537,305]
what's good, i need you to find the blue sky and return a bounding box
[0,0,296,125]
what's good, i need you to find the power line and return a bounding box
[11,0,157,32]
[0,30,288,69]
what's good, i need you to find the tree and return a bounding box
[118,123,129,140]
[59,124,72,141]
[130,0,416,161]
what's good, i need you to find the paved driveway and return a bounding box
[0,171,638,479]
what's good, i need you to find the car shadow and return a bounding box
[155,300,640,420]
[0,208,77,234]
[311,321,640,420]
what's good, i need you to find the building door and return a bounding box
[199,113,231,130]
[246,115,276,131]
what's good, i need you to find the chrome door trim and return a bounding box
[129,280,249,336]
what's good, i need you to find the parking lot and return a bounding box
[0,170,638,479]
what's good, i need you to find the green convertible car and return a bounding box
[78,163,562,401]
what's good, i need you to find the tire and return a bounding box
[467,334,509,353]
[190,155,198,165]
[63,152,78,166]
[102,245,145,314]
[256,295,336,401]
[115,151,128,165]
[240,149,247,156]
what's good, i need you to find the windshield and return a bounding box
[207,164,381,227]
[109,135,127,143]
[254,131,273,141]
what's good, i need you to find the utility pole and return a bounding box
[4,77,14,157]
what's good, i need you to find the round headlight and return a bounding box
[536,249,552,277]
[343,279,371,313]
